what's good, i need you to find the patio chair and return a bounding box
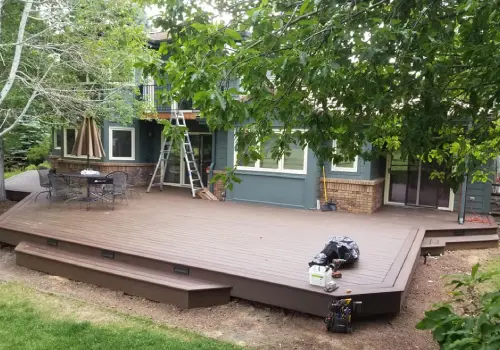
[126,168,142,199]
[48,173,82,208]
[102,171,129,205]
[34,167,52,202]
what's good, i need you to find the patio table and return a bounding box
[60,173,112,208]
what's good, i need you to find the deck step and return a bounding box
[421,234,499,256]
[15,241,231,309]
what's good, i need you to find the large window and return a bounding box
[331,140,358,172]
[235,130,308,175]
[109,127,135,160]
[63,128,77,157]
[53,129,61,149]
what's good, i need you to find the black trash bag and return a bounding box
[309,236,360,267]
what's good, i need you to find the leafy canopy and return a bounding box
[0,0,158,133]
[144,0,500,190]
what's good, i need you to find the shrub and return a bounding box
[416,263,500,349]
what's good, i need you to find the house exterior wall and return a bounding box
[221,130,319,209]
[321,144,385,213]
[454,180,492,214]
[214,131,228,171]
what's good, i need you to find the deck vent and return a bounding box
[101,250,115,259]
[173,265,190,275]
[453,230,465,236]
[47,238,58,247]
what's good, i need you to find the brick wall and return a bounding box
[49,157,155,185]
[211,170,226,200]
[319,177,385,213]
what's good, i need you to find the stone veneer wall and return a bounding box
[49,157,155,185]
[319,177,385,213]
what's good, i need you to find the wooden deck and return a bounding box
[0,187,497,317]
[5,170,43,201]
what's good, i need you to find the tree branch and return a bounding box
[0,0,33,107]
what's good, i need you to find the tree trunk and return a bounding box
[0,135,7,201]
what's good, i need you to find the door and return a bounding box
[387,151,408,204]
[385,154,453,210]
[183,134,212,186]
[163,140,182,184]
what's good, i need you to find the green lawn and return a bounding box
[4,169,23,179]
[0,283,240,350]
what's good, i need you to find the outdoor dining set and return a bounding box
[35,167,141,210]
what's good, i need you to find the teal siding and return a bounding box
[214,131,228,170]
[225,130,319,209]
[454,180,492,214]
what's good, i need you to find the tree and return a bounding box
[144,0,500,190]
[0,0,157,200]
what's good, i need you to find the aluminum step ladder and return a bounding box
[146,111,205,197]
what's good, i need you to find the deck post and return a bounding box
[458,175,467,224]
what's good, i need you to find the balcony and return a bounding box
[140,84,194,112]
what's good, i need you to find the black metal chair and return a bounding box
[35,167,51,202]
[47,173,81,208]
[102,171,128,205]
[126,168,142,199]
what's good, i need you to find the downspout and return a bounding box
[209,131,217,192]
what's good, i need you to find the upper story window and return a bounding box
[109,126,135,160]
[235,130,308,175]
[331,140,358,172]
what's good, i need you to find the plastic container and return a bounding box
[308,265,333,287]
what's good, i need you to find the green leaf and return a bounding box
[190,23,206,31]
[471,263,480,279]
[225,29,241,40]
[299,0,311,15]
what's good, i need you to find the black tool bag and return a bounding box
[308,236,360,267]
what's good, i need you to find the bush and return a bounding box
[27,135,51,165]
[416,263,500,349]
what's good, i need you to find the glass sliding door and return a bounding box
[164,142,182,184]
[386,155,452,209]
[183,134,212,186]
[388,151,408,204]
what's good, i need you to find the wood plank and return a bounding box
[1,187,494,317]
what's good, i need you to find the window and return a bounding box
[53,129,61,149]
[63,128,102,159]
[235,130,308,175]
[63,128,77,157]
[331,140,358,172]
[109,127,135,160]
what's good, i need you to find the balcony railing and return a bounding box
[140,84,194,112]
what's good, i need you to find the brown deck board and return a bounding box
[0,187,496,316]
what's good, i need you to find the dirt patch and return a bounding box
[0,246,498,349]
[0,200,16,215]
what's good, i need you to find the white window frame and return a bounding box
[63,128,101,159]
[331,140,358,172]
[109,126,136,161]
[234,129,308,175]
[53,130,61,150]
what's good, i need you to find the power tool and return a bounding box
[324,298,362,333]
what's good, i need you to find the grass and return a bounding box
[4,169,23,179]
[4,161,52,179]
[0,282,240,350]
